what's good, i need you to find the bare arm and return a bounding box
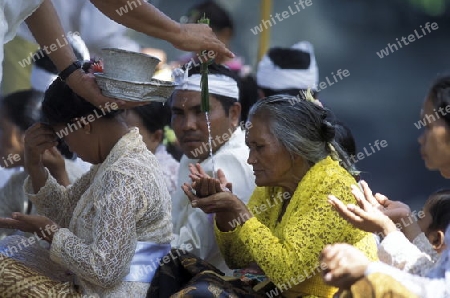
[90,0,233,58]
[25,0,76,72]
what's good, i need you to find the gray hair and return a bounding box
[248,94,357,176]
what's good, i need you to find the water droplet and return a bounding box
[205,112,216,178]
[180,16,189,24]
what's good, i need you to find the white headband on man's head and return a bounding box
[257,41,319,91]
[172,64,239,100]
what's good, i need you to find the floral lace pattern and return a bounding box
[216,156,378,298]
[20,128,172,297]
[378,230,440,276]
[154,144,179,196]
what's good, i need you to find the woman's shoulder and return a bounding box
[303,157,356,189]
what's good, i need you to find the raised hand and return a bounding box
[320,244,370,289]
[357,181,421,240]
[189,164,233,197]
[170,24,234,62]
[65,70,147,110]
[328,184,397,236]
[42,147,70,187]
[181,182,250,232]
[24,123,58,169]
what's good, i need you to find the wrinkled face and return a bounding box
[245,115,303,187]
[171,90,237,160]
[418,98,450,178]
[0,111,24,167]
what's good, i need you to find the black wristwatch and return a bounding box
[59,61,82,81]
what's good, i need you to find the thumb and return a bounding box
[217,169,228,185]
[374,193,387,205]
[225,182,233,193]
[11,212,26,221]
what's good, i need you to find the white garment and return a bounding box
[0,159,88,239]
[0,0,43,84]
[0,167,20,188]
[3,129,172,297]
[17,0,140,56]
[171,128,256,275]
[154,144,179,196]
[366,226,450,298]
[377,230,440,276]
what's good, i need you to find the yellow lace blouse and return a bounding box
[215,156,378,298]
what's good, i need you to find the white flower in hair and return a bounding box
[302,88,323,107]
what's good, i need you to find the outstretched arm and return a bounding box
[89,0,233,59]
[24,0,150,108]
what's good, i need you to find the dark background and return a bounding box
[131,0,450,210]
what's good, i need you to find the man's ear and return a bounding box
[229,102,241,127]
[151,129,164,144]
[429,230,446,253]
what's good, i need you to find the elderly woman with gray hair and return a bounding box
[148,94,378,298]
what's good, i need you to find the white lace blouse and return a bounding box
[366,227,450,298]
[378,230,440,276]
[23,128,172,297]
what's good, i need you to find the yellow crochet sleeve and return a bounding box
[214,187,268,269]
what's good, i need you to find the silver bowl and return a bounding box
[94,73,176,102]
[101,48,161,82]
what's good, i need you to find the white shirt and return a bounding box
[17,0,140,56]
[377,230,440,276]
[171,128,256,274]
[0,0,43,84]
[0,167,20,188]
[366,226,450,298]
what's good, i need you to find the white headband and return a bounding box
[172,66,239,101]
[30,66,58,92]
[257,41,318,91]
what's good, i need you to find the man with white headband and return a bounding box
[256,41,319,99]
[170,63,255,274]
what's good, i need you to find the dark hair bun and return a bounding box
[321,120,336,142]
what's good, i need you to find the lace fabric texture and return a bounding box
[364,227,450,297]
[0,159,88,239]
[154,144,179,196]
[215,156,378,298]
[18,128,172,297]
[377,230,440,276]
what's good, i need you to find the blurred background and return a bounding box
[134,0,450,210]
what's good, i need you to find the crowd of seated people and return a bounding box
[0,1,449,298]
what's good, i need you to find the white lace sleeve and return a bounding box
[365,260,450,298]
[413,232,441,262]
[48,170,140,288]
[378,231,436,276]
[24,167,96,228]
